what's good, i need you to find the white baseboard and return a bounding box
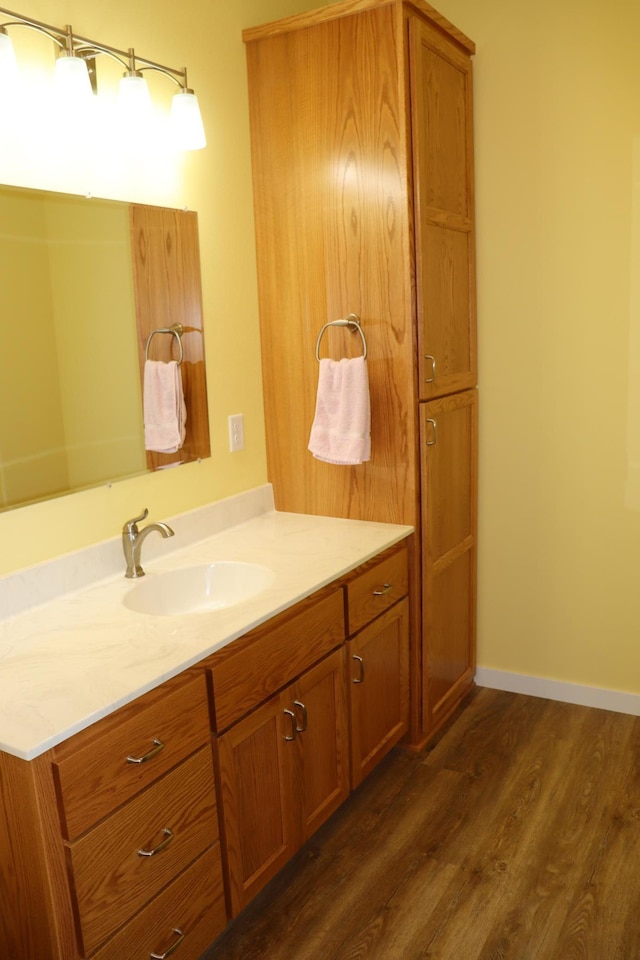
[475,667,640,717]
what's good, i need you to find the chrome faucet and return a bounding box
[122,508,174,579]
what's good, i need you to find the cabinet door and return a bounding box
[420,390,477,731]
[410,17,477,400]
[216,693,297,917]
[348,599,410,788]
[291,647,350,843]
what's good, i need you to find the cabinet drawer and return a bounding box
[209,588,344,731]
[89,846,227,960]
[52,673,211,839]
[68,746,218,956]
[346,547,408,635]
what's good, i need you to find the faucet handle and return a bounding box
[123,508,149,535]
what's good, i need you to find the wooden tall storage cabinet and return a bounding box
[244,0,477,744]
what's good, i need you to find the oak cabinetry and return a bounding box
[0,671,227,960]
[211,589,349,916]
[0,540,410,959]
[244,0,478,747]
[420,392,477,729]
[345,549,410,787]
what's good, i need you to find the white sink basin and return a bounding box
[123,561,275,616]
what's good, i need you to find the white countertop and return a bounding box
[0,504,412,760]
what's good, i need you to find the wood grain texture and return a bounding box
[202,689,640,960]
[346,546,409,634]
[242,0,475,55]
[246,0,477,748]
[410,17,477,401]
[67,747,218,955]
[292,647,350,843]
[420,390,477,726]
[89,847,226,960]
[52,673,210,839]
[0,753,59,960]
[246,4,418,525]
[130,204,210,471]
[215,693,297,917]
[207,588,344,732]
[348,598,410,787]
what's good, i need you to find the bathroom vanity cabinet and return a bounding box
[244,0,478,747]
[212,545,408,916]
[0,541,408,960]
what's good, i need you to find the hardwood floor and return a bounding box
[203,687,640,959]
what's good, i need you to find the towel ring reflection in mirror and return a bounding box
[315,313,367,362]
[145,322,184,365]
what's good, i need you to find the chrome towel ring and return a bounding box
[315,313,367,362]
[145,323,184,365]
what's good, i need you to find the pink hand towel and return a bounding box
[308,356,371,465]
[143,359,187,453]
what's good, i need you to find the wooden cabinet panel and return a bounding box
[348,599,410,788]
[209,588,344,731]
[420,389,477,729]
[421,391,476,560]
[245,3,418,525]
[346,547,409,635]
[216,648,350,917]
[90,846,226,960]
[68,747,218,955]
[246,1,477,746]
[419,225,474,396]
[411,16,477,401]
[130,203,210,471]
[292,647,349,842]
[425,548,474,720]
[216,693,297,917]
[52,673,210,839]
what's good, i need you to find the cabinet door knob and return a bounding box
[126,737,165,765]
[137,826,174,858]
[352,655,365,684]
[283,708,297,741]
[424,355,436,383]
[150,928,185,959]
[293,700,308,733]
[425,418,437,446]
[373,583,392,597]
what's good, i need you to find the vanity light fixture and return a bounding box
[0,5,206,150]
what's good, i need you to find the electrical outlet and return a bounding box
[228,413,245,452]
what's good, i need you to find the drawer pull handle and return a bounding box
[127,738,165,765]
[353,655,365,684]
[150,928,185,959]
[283,708,297,741]
[293,700,308,733]
[138,827,174,858]
[373,583,392,597]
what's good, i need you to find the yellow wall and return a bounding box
[0,189,69,505]
[433,0,640,694]
[3,0,640,698]
[44,196,145,488]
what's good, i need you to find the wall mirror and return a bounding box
[0,184,210,512]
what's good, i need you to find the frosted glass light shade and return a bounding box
[0,31,18,87]
[170,89,206,151]
[119,73,151,117]
[54,55,93,106]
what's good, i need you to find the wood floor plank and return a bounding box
[203,690,640,960]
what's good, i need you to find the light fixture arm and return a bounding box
[137,62,189,92]
[0,14,67,49]
[0,5,189,89]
